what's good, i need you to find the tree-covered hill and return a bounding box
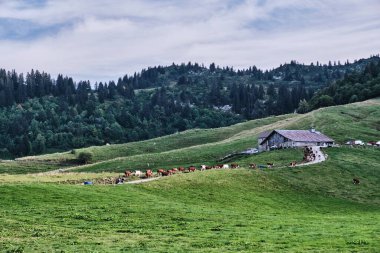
[0,55,379,158]
[307,60,380,110]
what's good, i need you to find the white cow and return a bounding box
[134,170,143,177]
[201,165,206,171]
[223,164,229,169]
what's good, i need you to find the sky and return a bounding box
[0,0,379,83]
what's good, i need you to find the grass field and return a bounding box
[0,99,379,252]
[3,98,379,174]
[1,146,379,252]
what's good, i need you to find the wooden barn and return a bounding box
[257,130,271,151]
[259,129,334,151]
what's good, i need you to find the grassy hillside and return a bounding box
[1,151,379,252]
[2,98,379,174]
[72,98,380,173]
[0,100,379,252]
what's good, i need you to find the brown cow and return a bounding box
[145,169,153,178]
[353,178,360,185]
[124,170,132,177]
[178,167,185,172]
[249,163,256,169]
[161,170,171,176]
[188,166,197,172]
[157,169,165,176]
[230,163,239,169]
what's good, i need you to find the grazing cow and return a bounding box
[161,170,171,176]
[145,169,153,178]
[115,177,124,184]
[223,164,229,169]
[267,162,274,168]
[353,178,360,185]
[188,166,197,172]
[178,167,185,172]
[157,169,165,176]
[206,166,212,170]
[249,163,256,169]
[201,165,206,171]
[124,170,132,177]
[215,164,224,169]
[134,170,143,177]
[289,161,297,167]
[230,163,239,169]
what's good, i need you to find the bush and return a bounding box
[77,151,93,164]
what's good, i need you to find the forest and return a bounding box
[0,55,379,158]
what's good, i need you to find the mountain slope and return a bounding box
[0,101,379,252]
[1,56,379,158]
[3,98,379,174]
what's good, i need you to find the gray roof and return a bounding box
[258,130,271,139]
[261,130,334,144]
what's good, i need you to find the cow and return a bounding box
[134,170,143,177]
[289,161,297,167]
[145,169,153,178]
[230,163,239,169]
[157,169,165,176]
[178,167,185,172]
[353,178,360,185]
[201,165,206,171]
[223,164,229,169]
[188,166,197,172]
[249,163,256,169]
[124,170,132,177]
[161,170,171,176]
[267,162,274,168]
[115,177,124,184]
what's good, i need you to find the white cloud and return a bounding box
[0,0,379,82]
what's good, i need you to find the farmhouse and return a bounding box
[259,129,334,151]
[257,130,271,151]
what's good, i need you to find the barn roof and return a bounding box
[258,130,271,139]
[260,129,334,144]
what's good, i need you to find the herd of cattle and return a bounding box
[123,163,247,179]
[121,162,283,179]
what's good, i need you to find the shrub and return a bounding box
[77,151,93,164]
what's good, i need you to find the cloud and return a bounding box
[0,0,379,83]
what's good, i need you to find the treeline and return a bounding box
[305,60,380,111]
[0,94,242,158]
[0,56,379,158]
[0,69,135,107]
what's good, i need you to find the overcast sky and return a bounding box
[0,0,379,83]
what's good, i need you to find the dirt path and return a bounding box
[37,146,328,184]
[296,146,326,167]
[126,177,161,184]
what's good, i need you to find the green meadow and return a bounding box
[0,99,379,252]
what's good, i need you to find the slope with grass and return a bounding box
[0,100,380,252]
[0,149,379,252]
[2,98,379,174]
[71,98,380,173]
